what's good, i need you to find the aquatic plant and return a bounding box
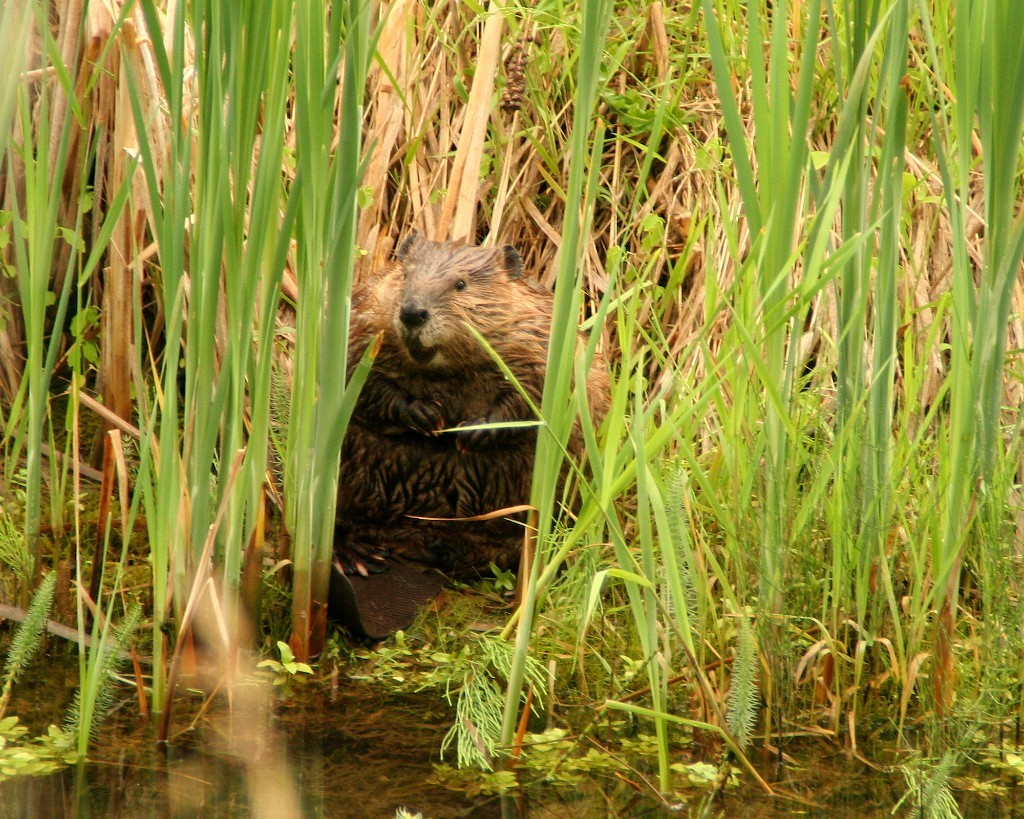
[65,602,141,757]
[724,614,759,751]
[0,571,55,719]
[445,636,546,770]
[895,751,963,819]
[258,640,315,699]
[0,717,66,782]
[0,509,30,584]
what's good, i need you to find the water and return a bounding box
[0,656,1017,817]
[0,686,506,818]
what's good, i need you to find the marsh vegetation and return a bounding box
[1,0,1024,814]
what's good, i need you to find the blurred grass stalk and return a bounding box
[129,0,296,712]
[929,0,1024,709]
[285,0,374,662]
[0,3,29,165]
[499,0,614,758]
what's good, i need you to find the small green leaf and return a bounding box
[276,640,296,664]
[78,188,95,213]
[57,226,85,253]
[809,150,830,170]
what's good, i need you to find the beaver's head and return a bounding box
[392,233,523,370]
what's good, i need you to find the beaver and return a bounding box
[335,233,609,578]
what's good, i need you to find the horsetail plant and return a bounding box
[724,614,759,750]
[0,571,55,720]
[66,602,142,758]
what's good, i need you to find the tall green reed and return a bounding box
[926,0,1024,710]
[702,0,825,619]
[182,0,294,610]
[7,4,81,585]
[581,268,769,792]
[6,4,132,591]
[285,0,375,661]
[0,0,30,426]
[700,0,918,742]
[129,0,190,716]
[820,0,911,727]
[499,0,614,755]
[129,0,297,712]
[0,1,142,758]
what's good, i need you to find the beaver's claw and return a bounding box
[334,540,391,576]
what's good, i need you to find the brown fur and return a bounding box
[335,234,609,577]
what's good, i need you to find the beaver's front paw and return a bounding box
[399,398,445,436]
[454,412,531,452]
[453,417,498,452]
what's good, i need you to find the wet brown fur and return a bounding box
[336,235,609,577]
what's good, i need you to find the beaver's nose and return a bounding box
[399,302,429,328]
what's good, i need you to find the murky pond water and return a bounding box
[1,679,506,817]
[5,735,1010,819]
[3,705,1011,818]
[0,647,1017,817]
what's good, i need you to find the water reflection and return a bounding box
[0,689,503,818]
[0,686,1016,817]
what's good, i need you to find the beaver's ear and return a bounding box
[395,231,423,261]
[501,245,523,278]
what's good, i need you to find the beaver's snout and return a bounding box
[396,303,437,363]
[399,302,429,329]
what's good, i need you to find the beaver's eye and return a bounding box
[454,279,466,291]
